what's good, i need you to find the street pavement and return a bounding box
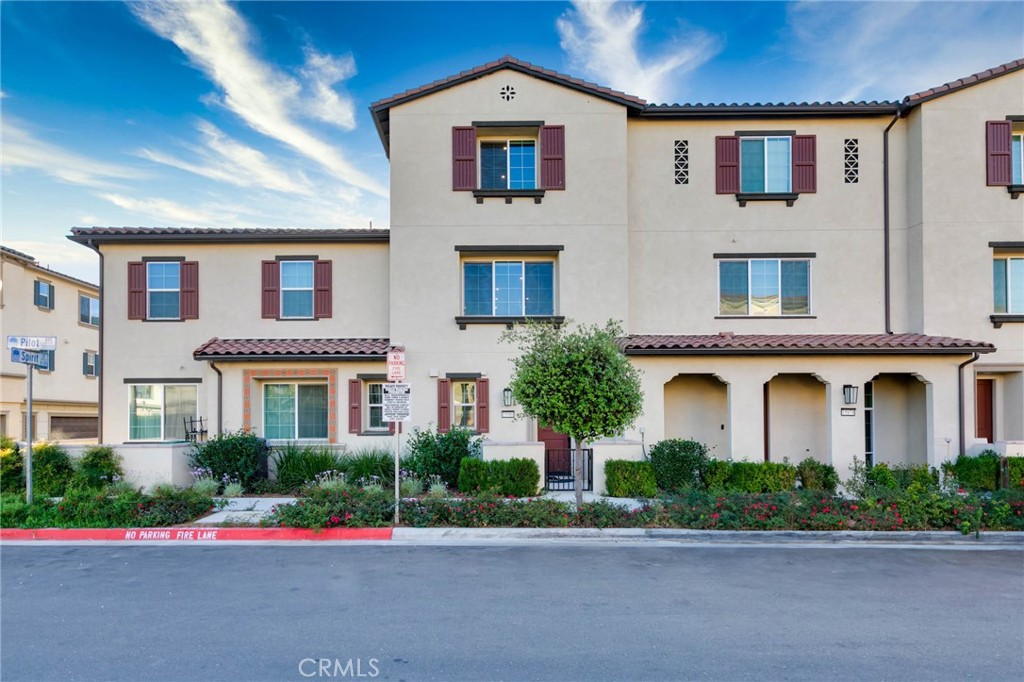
[2,544,1022,681]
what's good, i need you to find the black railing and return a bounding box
[545,448,593,492]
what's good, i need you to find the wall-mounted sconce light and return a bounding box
[503,387,513,407]
[843,384,859,405]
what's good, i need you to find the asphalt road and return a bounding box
[2,544,1022,682]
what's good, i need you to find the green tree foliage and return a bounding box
[504,321,643,505]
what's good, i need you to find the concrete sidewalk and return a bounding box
[193,497,296,525]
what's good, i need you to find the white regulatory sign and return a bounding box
[387,349,406,382]
[7,335,57,351]
[382,383,411,422]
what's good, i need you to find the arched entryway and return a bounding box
[663,374,729,457]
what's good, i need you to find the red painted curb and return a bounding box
[0,527,393,542]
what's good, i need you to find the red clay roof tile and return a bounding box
[194,338,391,360]
[622,333,994,355]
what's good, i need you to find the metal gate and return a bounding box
[545,448,593,491]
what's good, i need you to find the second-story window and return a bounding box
[994,257,1024,314]
[280,261,314,319]
[34,280,55,310]
[79,294,100,326]
[480,140,536,189]
[147,262,180,319]
[1013,132,1023,184]
[463,260,555,317]
[741,136,792,193]
[128,260,198,321]
[719,258,811,316]
[453,125,565,192]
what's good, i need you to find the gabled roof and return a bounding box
[193,337,391,361]
[68,227,389,245]
[1,244,98,290]
[622,333,994,355]
[904,58,1024,107]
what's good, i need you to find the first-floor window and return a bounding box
[463,260,555,316]
[864,381,874,467]
[452,380,476,430]
[366,382,386,431]
[994,257,1024,313]
[264,383,328,440]
[129,384,196,440]
[719,259,811,316]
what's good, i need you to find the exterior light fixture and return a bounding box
[503,388,513,407]
[843,384,859,405]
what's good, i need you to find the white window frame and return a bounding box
[994,255,1024,314]
[127,383,197,441]
[461,258,557,317]
[1012,133,1023,185]
[365,381,387,432]
[79,294,100,326]
[262,381,329,442]
[740,135,792,193]
[478,137,537,190]
[146,262,181,320]
[864,381,875,467]
[718,258,813,317]
[35,280,54,309]
[451,379,478,430]
[279,260,315,320]
[83,351,99,377]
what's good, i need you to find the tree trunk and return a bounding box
[573,437,584,507]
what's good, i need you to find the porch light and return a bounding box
[843,385,859,405]
[503,387,514,407]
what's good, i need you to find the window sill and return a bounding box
[144,318,184,323]
[715,315,816,319]
[1008,185,1024,200]
[358,431,391,437]
[36,305,53,312]
[735,193,799,207]
[991,314,1024,328]
[472,189,546,204]
[455,315,565,330]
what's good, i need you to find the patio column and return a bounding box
[722,371,773,462]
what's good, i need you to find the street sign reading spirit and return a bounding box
[7,336,57,351]
[382,383,412,422]
[10,348,50,369]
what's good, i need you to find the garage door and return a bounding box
[49,416,99,440]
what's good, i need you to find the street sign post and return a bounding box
[7,336,55,504]
[383,381,411,524]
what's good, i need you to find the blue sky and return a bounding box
[2,1,1022,282]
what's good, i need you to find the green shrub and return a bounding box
[1,441,24,493]
[890,463,938,489]
[191,431,269,489]
[71,446,123,490]
[31,443,75,496]
[405,427,482,488]
[456,457,540,497]
[191,477,220,496]
[1,486,216,528]
[866,462,899,490]
[272,443,344,489]
[796,458,839,493]
[702,459,731,490]
[604,460,658,497]
[726,461,796,493]
[1008,457,1024,490]
[339,447,396,488]
[648,439,710,492]
[943,452,999,492]
[263,486,395,529]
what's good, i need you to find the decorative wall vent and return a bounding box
[499,85,516,102]
[844,138,859,183]
[674,140,689,185]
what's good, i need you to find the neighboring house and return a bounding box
[69,56,1024,491]
[0,245,100,442]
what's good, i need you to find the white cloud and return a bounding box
[131,0,386,197]
[785,1,1024,102]
[138,120,314,195]
[300,47,358,129]
[556,0,719,103]
[5,240,100,284]
[2,118,139,188]
[98,193,234,225]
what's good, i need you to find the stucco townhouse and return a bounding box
[1,245,100,442]
[69,56,1023,493]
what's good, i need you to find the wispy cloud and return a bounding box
[2,118,139,188]
[4,240,100,281]
[784,1,1024,102]
[99,192,234,225]
[138,120,314,195]
[130,0,386,197]
[556,0,719,103]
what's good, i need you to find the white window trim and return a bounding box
[365,381,387,432]
[996,255,1024,314]
[1012,133,1023,185]
[262,381,329,442]
[279,260,315,320]
[478,137,537,190]
[127,383,197,441]
[461,257,557,317]
[84,351,99,377]
[36,280,53,309]
[718,258,813,317]
[79,294,100,326]
[451,379,478,430]
[740,135,792,193]
[146,262,181,320]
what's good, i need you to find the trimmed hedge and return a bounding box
[31,443,75,496]
[191,431,270,489]
[604,460,657,498]
[943,452,999,491]
[648,439,709,492]
[71,446,123,490]
[406,428,482,488]
[796,458,839,493]
[457,457,540,497]
[726,461,797,493]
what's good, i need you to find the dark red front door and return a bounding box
[538,424,571,476]
[976,379,994,443]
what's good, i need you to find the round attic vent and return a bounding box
[499,85,516,102]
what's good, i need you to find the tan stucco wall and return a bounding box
[767,374,828,464]
[663,374,730,456]
[872,374,929,466]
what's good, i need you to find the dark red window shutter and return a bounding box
[715,136,740,193]
[180,261,199,320]
[476,378,490,434]
[127,262,146,320]
[314,260,332,319]
[452,127,477,191]
[348,379,361,434]
[540,125,566,190]
[437,378,451,433]
[791,135,817,193]
[986,120,1012,186]
[389,418,396,435]
[261,260,280,319]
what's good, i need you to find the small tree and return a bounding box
[504,321,643,505]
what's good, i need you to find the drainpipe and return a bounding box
[958,353,980,456]
[882,111,900,335]
[208,361,223,436]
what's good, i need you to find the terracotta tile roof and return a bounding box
[904,58,1024,106]
[370,55,648,111]
[622,333,994,355]
[69,227,389,244]
[194,338,391,360]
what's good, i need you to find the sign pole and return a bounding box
[25,365,33,504]
[394,392,401,526]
